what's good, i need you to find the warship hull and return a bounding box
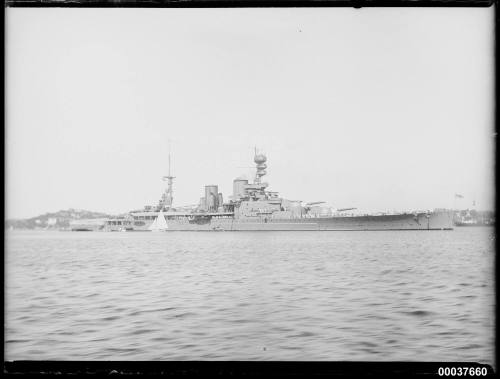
[167,211,453,231]
[104,211,453,231]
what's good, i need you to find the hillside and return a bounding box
[6,209,116,230]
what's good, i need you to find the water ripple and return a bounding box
[5,228,495,365]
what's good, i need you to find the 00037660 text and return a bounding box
[438,367,490,376]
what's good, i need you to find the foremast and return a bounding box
[241,148,278,201]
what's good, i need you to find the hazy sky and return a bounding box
[6,7,495,218]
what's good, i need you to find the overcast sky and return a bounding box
[6,7,495,219]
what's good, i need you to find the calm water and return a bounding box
[5,228,495,364]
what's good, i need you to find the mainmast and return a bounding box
[160,140,175,210]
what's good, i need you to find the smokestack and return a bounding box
[205,185,219,212]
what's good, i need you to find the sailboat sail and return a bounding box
[149,210,168,231]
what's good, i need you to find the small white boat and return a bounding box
[148,209,168,232]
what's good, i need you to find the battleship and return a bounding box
[103,150,454,232]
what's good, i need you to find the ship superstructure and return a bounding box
[104,150,454,231]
